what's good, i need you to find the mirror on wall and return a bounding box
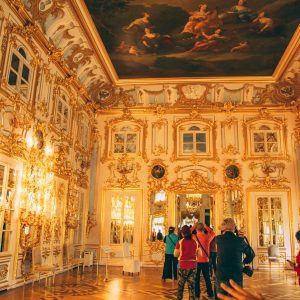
[175,193,214,229]
[224,189,244,230]
[148,190,167,241]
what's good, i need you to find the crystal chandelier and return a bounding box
[185,194,202,214]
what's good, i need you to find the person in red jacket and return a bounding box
[174,225,201,300]
[191,221,215,299]
[288,230,300,285]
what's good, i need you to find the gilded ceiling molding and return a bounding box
[171,110,218,162]
[101,109,148,163]
[242,108,289,161]
[174,84,212,107]
[22,0,65,28]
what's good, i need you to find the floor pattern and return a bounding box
[1,267,299,299]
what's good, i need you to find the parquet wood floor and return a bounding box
[0,267,299,299]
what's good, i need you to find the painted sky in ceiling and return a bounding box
[85,0,300,79]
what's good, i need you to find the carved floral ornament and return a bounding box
[223,159,242,187]
[106,154,141,189]
[248,157,289,189]
[0,264,8,281]
[148,159,168,192]
[169,170,220,193]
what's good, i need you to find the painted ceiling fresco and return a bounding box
[84,0,300,79]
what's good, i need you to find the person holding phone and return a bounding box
[287,230,300,285]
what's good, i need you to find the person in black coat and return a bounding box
[215,218,255,300]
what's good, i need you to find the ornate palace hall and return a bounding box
[0,267,299,300]
[0,0,300,299]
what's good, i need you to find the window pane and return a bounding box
[0,231,11,252]
[267,132,277,142]
[183,133,193,143]
[123,196,135,244]
[127,133,137,144]
[63,107,68,118]
[196,143,206,153]
[58,100,62,113]
[183,143,193,153]
[11,54,20,72]
[114,144,124,153]
[196,133,206,142]
[189,126,200,131]
[254,143,265,153]
[22,65,30,81]
[18,47,26,58]
[8,71,17,86]
[126,144,136,153]
[114,134,124,143]
[110,196,122,244]
[267,143,278,152]
[254,133,264,142]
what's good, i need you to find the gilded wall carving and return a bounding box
[249,157,289,189]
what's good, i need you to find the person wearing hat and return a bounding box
[215,218,254,300]
[162,226,179,281]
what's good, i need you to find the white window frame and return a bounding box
[113,127,138,155]
[251,125,280,155]
[256,195,284,248]
[110,195,135,245]
[181,125,208,155]
[7,47,32,100]
[0,162,19,253]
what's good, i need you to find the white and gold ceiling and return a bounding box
[19,0,300,108]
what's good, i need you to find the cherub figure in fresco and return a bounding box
[230,41,249,52]
[125,12,150,31]
[142,28,160,49]
[252,12,274,32]
[116,41,129,54]
[229,0,256,22]
[188,29,225,52]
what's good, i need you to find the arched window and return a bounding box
[8,47,32,99]
[113,126,137,154]
[181,126,207,154]
[55,94,70,133]
[252,125,279,154]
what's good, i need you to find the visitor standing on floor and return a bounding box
[162,226,179,281]
[191,221,215,300]
[174,225,201,300]
[209,235,217,277]
[287,230,300,285]
[215,218,255,300]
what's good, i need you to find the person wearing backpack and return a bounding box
[162,226,179,281]
[215,218,255,300]
[191,221,215,300]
